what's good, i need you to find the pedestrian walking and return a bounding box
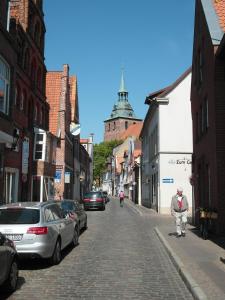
[171,187,189,238]
[119,190,125,207]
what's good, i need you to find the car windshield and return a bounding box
[0,208,40,224]
[61,202,74,212]
[84,192,102,198]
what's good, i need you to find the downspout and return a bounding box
[138,158,142,205]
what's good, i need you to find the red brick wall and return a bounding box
[104,118,141,141]
[191,0,225,234]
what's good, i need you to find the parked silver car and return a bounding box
[57,199,87,233]
[0,202,79,265]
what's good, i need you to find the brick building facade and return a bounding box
[46,64,81,200]
[191,0,225,234]
[0,0,56,203]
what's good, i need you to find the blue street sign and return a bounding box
[54,171,61,183]
[162,178,174,183]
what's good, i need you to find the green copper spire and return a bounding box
[119,69,127,93]
[106,70,138,120]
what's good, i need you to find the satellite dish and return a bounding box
[70,123,81,136]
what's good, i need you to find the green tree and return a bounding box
[93,140,122,186]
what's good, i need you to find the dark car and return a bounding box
[102,191,110,203]
[83,191,106,211]
[0,232,18,292]
[57,200,87,233]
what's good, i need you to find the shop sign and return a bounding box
[22,138,29,174]
[54,171,61,183]
[65,172,70,183]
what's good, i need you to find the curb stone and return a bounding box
[154,227,208,300]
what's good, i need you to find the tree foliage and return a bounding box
[93,140,122,185]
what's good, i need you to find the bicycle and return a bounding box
[199,210,218,240]
[200,217,210,240]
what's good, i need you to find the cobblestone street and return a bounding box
[2,199,193,300]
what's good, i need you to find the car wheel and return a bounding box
[102,205,105,211]
[51,239,61,265]
[72,228,79,247]
[4,260,18,292]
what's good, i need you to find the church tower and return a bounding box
[104,71,142,141]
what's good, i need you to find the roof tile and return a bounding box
[213,0,225,32]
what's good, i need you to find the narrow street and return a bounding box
[3,198,193,300]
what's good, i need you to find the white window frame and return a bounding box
[4,167,19,203]
[33,128,46,161]
[7,1,10,31]
[0,55,10,115]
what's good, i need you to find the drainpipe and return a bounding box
[138,160,142,205]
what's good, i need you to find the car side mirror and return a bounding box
[0,232,6,246]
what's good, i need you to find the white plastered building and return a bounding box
[141,68,193,216]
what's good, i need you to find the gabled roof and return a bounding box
[119,122,143,140]
[200,0,224,45]
[80,138,89,143]
[46,71,62,136]
[145,68,191,104]
[145,87,169,103]
[213,0,225,32]
[69,76,79,123]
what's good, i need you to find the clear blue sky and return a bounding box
[43,0,195,144]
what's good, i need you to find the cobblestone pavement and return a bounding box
[1,199,193,300]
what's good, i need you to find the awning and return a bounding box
[0,130,13,144]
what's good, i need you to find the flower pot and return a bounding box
[200,211,207,218]
[211,212,218,219]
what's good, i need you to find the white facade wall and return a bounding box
[159,153,192,214]
[142,71,193,216]
[159,73,193,153]
[158,72,193,214]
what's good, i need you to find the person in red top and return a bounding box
[119,190,125,207]
[171,187,189,238]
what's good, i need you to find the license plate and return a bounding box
[5,234,23,241]
[90,199,96,202]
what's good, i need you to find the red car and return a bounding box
[83,191,105,211]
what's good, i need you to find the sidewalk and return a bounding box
[125,199,225,300]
